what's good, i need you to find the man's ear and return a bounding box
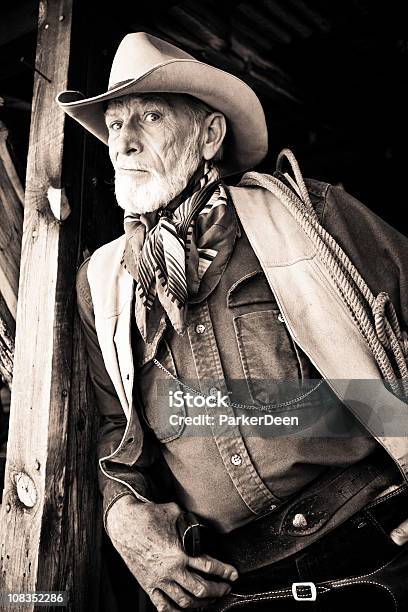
[201,113,226,162]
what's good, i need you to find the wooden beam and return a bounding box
[0,295,14,387]
[229,36,287,78]
[168,5,227,51]
[234,4,292,45]
[248,66,301,104]
[259,0,313,38]
[152,20,206,53]
[284,0,330,31]
[0,122,24,320]
[0,1,101,609]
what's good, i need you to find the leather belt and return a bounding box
[214,453,401,572]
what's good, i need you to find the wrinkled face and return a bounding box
[105,93,206,214]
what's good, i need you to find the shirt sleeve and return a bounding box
[76,258,153,531]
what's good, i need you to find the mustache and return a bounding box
[116,164,150,172]
[115,166,165,182]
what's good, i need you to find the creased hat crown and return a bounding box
[109,33,196,88]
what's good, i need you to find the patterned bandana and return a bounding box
[122,163,232,342]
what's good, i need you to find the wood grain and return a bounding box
[0,294,15,386]
[0,122,24,320]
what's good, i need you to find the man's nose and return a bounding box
[116,122,143,156]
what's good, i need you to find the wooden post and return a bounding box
[0,1,101,610]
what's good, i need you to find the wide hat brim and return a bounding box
[56,59,268,176]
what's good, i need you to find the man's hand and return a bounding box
[106,496,238,611]
[390,519,408,546]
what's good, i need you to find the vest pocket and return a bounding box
[139,341,186,443]
[233,309,306,407]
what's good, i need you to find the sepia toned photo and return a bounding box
[0,1,408,610]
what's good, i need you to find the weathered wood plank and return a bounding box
[234,5,291,46]
[0,122,24,320]
[0,1,101,609]
[0,123,25,205]
[283,0,330,31]
[259,0,313,38]
[0,295,15,387]
[38,313,102,611]
[153,20,206,53]
[168,5,227,51]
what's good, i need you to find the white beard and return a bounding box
[114,147,202,215]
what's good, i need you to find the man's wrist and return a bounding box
[104,491,137,534]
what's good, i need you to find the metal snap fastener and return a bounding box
[270,504,277,511]
[292,513,308,528]
[278,313,285,323]
[195,324,206,334]
[230,454,242,466]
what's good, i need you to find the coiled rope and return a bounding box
[240,148,408,399]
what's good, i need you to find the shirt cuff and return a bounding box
[103,489,141,533]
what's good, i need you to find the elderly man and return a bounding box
[58,33,408,610]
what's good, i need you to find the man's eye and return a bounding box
[144,112,161,123]
[109,121,122,131]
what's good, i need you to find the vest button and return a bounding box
[292,513,308,528]
[195,324,206,334]
[278,313,285,323]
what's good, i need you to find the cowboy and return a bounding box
[58,33,408,611]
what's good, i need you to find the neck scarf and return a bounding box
[122,163,231,342]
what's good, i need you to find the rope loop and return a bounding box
[401,331,408,357]
[373,292,393,349]
[373,291,404,352]
[276,148,315,216]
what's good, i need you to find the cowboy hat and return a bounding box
[56,32,268,175]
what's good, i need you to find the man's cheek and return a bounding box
[158,126,183,159]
